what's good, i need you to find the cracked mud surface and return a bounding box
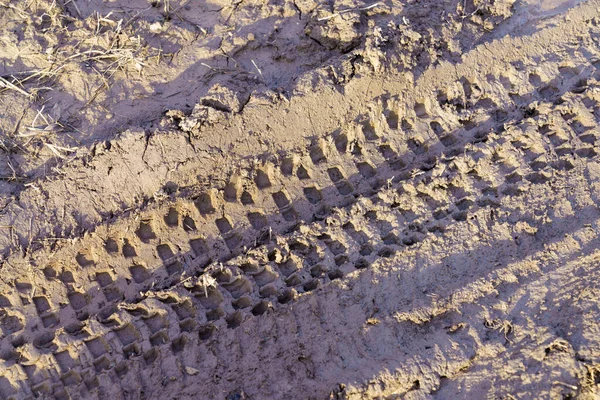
[1,0,600,399]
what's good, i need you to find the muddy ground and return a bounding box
[1,0,600,398]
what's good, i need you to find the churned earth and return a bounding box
[1,0,600,399]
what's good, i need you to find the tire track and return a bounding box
[2,5,600,398]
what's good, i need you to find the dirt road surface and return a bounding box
[1,0,600,398]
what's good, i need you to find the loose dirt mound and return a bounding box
[1,0,600,399]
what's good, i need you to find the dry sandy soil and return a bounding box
[1,0,600,398]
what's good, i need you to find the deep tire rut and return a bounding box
[3,11,600,398]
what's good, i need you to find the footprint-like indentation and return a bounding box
[103,287,124,302]
[530,159,547,171]
[303,186,322,204]
[336,254,349,266]
[114,323,140,346]
[579,133,598,144]
[328,270,344,280]
[505,172,523,184]
[576,147,597,158]
[383,233,400,245]
[96,272,113,287]
[76,250,95,267]
[362,120,378,140]
[223,277,252,299]
[195,192,216,214]
[54,350,77,373]
[122,239,137,258]
[386,109,399,130]
[253,266,278,286]
[356,161,376,178]
[182,216,197,232]
[136,221,157,242]
[42,266,57,280]
[303,279,320,292]
[322,237,347,255]
[272,191,291,209]
[278,256,301,277]
[93,355,111,372]
[255,169,272,189]
[198,324,216,340]
[377,247,395,258]
[240,190,254,205]
[226,311,244,328]
[166,261,184,275]
[278,289,297,304]
[414,102,428,118]
[281,157,295,175]
[85,338,110,360]
[389,157,407,171]
[561,112,576,122]
[378,144,397,159]
[179,318,197,332]
[452,211,468,222]
[247,211,268,230]
[104,238,118,253]
[555,145,573,157]
[171,300,195,320]
[401,118,414,132]
[33,296,51,314]
[455,198,474,211]
[539,84,559,98]
[526,171,551,184]
[60,270,75,284]
[407,138,426,155]
[129,265,150,283]
[343,222,370,244]
[224,181,238,202]
[62,370,82,386]
[582,96,597,109]
[252,301,270,316]
[334,133,348,152]
[430,121,444,135]
[568,119,593,135]
[144,314,168,334]
[156,244,175,261]
[546,130,568,146]
[196,287,223,309]
[558,65,580,79]
[150,331,169,347]
[0,295,11,309]
[164,207,179,227]
[68,291,87,310]
[0,314,22,336]
[433,209,448,220]
[297,164,311,180]
[327,167,354,195]
[310,264,327,278]
[240,261,260,274]
[144,348,158,364]
[216,217,234,235]
[310,140,328,164]
[189,238,208,258]
[327,167,345,183]
[41,313,59,328]
[402,236,420,246]
[551,159,575,171]
[171,335,187,353]
[529,73,543,86]
[233,296,253,309]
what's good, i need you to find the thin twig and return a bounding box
[0,76,32,98]
[318,2,379,21]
